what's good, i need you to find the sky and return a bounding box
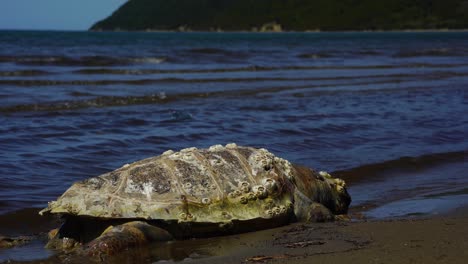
[0,0,127,30]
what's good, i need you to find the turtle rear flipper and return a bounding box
[83,221,173,257]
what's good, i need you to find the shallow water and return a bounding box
[0,31,467,262]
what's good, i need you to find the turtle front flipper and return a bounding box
[83,221,173,258]
[0,235,33,248]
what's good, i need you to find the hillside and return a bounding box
[91,0,468,31]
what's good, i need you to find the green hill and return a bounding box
[91,0,468,31]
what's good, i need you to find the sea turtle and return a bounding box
[39,143,350,258]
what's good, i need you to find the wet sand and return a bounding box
[189,209,468,264]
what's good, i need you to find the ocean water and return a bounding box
[0,30,467,261]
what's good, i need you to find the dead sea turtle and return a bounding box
[39,143,350,258]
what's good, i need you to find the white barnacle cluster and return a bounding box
[170,148,211,192]
[264,205,288,219]
[319,171,346,193]
[228,189,242,199]
[85,177,103,189]
[177,148,198,162]
[124,179,154,201]
[248,148,275,176]
[207,143,241,168]
[208,144,224,152]
[124,179,142,193]
[333,178,346,193]
[168,151,181,159]
[238,181,250,193]
[181,147,197,153]
[208,144,242,170]
[319,171,333,179]
[261,178,278,194]
[227,178,279,204]
[273,156,294,180]
[225,143,238,149]
[209,155,225,166]
[252,185,268,199]
[168,147,198,160]
[236,181,258,204]
[162,150,174,156]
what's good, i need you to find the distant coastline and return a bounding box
[90,0,468,32]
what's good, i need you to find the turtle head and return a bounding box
[291,165,351,216]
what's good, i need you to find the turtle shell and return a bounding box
[40,144,297,224]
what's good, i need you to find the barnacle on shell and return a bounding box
[239,181,251,193]
[246,192,257,201]
[262,178,278,194]
[252,185,268,199]
[239,196,248,204]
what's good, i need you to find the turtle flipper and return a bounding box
[0,235,33,248]
[83,221,173,258]
[304,202,335,222]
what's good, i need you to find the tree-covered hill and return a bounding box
[91,0,468,31]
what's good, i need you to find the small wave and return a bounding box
[142,135,175,145]
[0,77,303,86]
[120,118,149,126]
[69,91,95,97]
[334,150,468,185]
[0,93,170,113]
[3,70,457,87]
[72,62,466,76]
[184,48,248,58]
[0,84,318,113]
[0,55,130,66]
[0,78,163,86]
[0,55,165,67]
[393,48,463,58]
[187,48,227,54]
[0,85,271,113]
[0,77,462,113]
[355,50,383,56]
[430,129,467,144]
[73,66,269,75]
[0,70,51,77]
[181,48,250,61]
[74,68,139,75]
[167,110,193,122]
[129,57,166,64]
[297,52,333,59]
